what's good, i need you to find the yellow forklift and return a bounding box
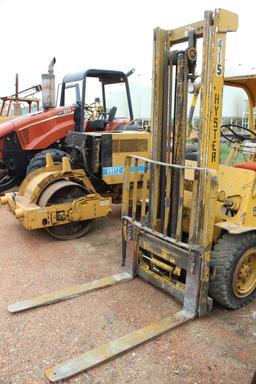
[6,8,256,382]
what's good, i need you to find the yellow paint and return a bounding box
[1,156,111,230]
[102,132,151,185]
[232,248,256,297]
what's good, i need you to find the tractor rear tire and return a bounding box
[27,149,71,175]
[209,232,256,309]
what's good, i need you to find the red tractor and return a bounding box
[0,58,136,192]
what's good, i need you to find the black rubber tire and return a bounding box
[46,220,92,240]
[209,232,256,309]
[26,149,71,175]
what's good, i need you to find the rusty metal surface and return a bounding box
[139,232,192,270]
[163,166,171,235]
[170,50,188,239]
[45,311,192,382]
[125,233,138,278]
[140,161,149,220]
[148,28,167,230]
[131,158,138,221]
[168,9,238,44]
[8,272,131,313]
[137,267,185,304]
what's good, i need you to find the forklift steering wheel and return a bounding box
[221,124,256,143]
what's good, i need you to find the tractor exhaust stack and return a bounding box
[42,57,56,109]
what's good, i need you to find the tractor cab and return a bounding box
[59,69,136,133]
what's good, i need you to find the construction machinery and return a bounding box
[0,73,41,123]
[1,128,150,239]
[0,58,138,192]
[6,8,256,382]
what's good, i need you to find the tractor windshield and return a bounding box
[104,82,130,119]
[60,78,130,120]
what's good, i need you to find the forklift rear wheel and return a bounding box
[209,232,256,309]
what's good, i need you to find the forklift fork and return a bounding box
[45,312,191,382]
[8,272,131,313]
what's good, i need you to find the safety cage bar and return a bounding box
[122,155,218,317]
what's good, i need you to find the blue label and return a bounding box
[102,164,148,176]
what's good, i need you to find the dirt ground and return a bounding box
[0,204,256,384]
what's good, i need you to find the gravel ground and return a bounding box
[0,204,256,384]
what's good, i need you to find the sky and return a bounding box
[0,0,255,96]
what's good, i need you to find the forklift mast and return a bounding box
[122,9,238,317]
[148,9,239,243]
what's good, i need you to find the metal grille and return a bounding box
[112,139,148,153]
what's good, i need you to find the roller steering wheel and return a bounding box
[83,102,95,119]
[76,101,93,113]
[221,124,256,143]
[84,103,94,112]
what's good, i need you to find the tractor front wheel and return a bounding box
[209,232,256,309]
